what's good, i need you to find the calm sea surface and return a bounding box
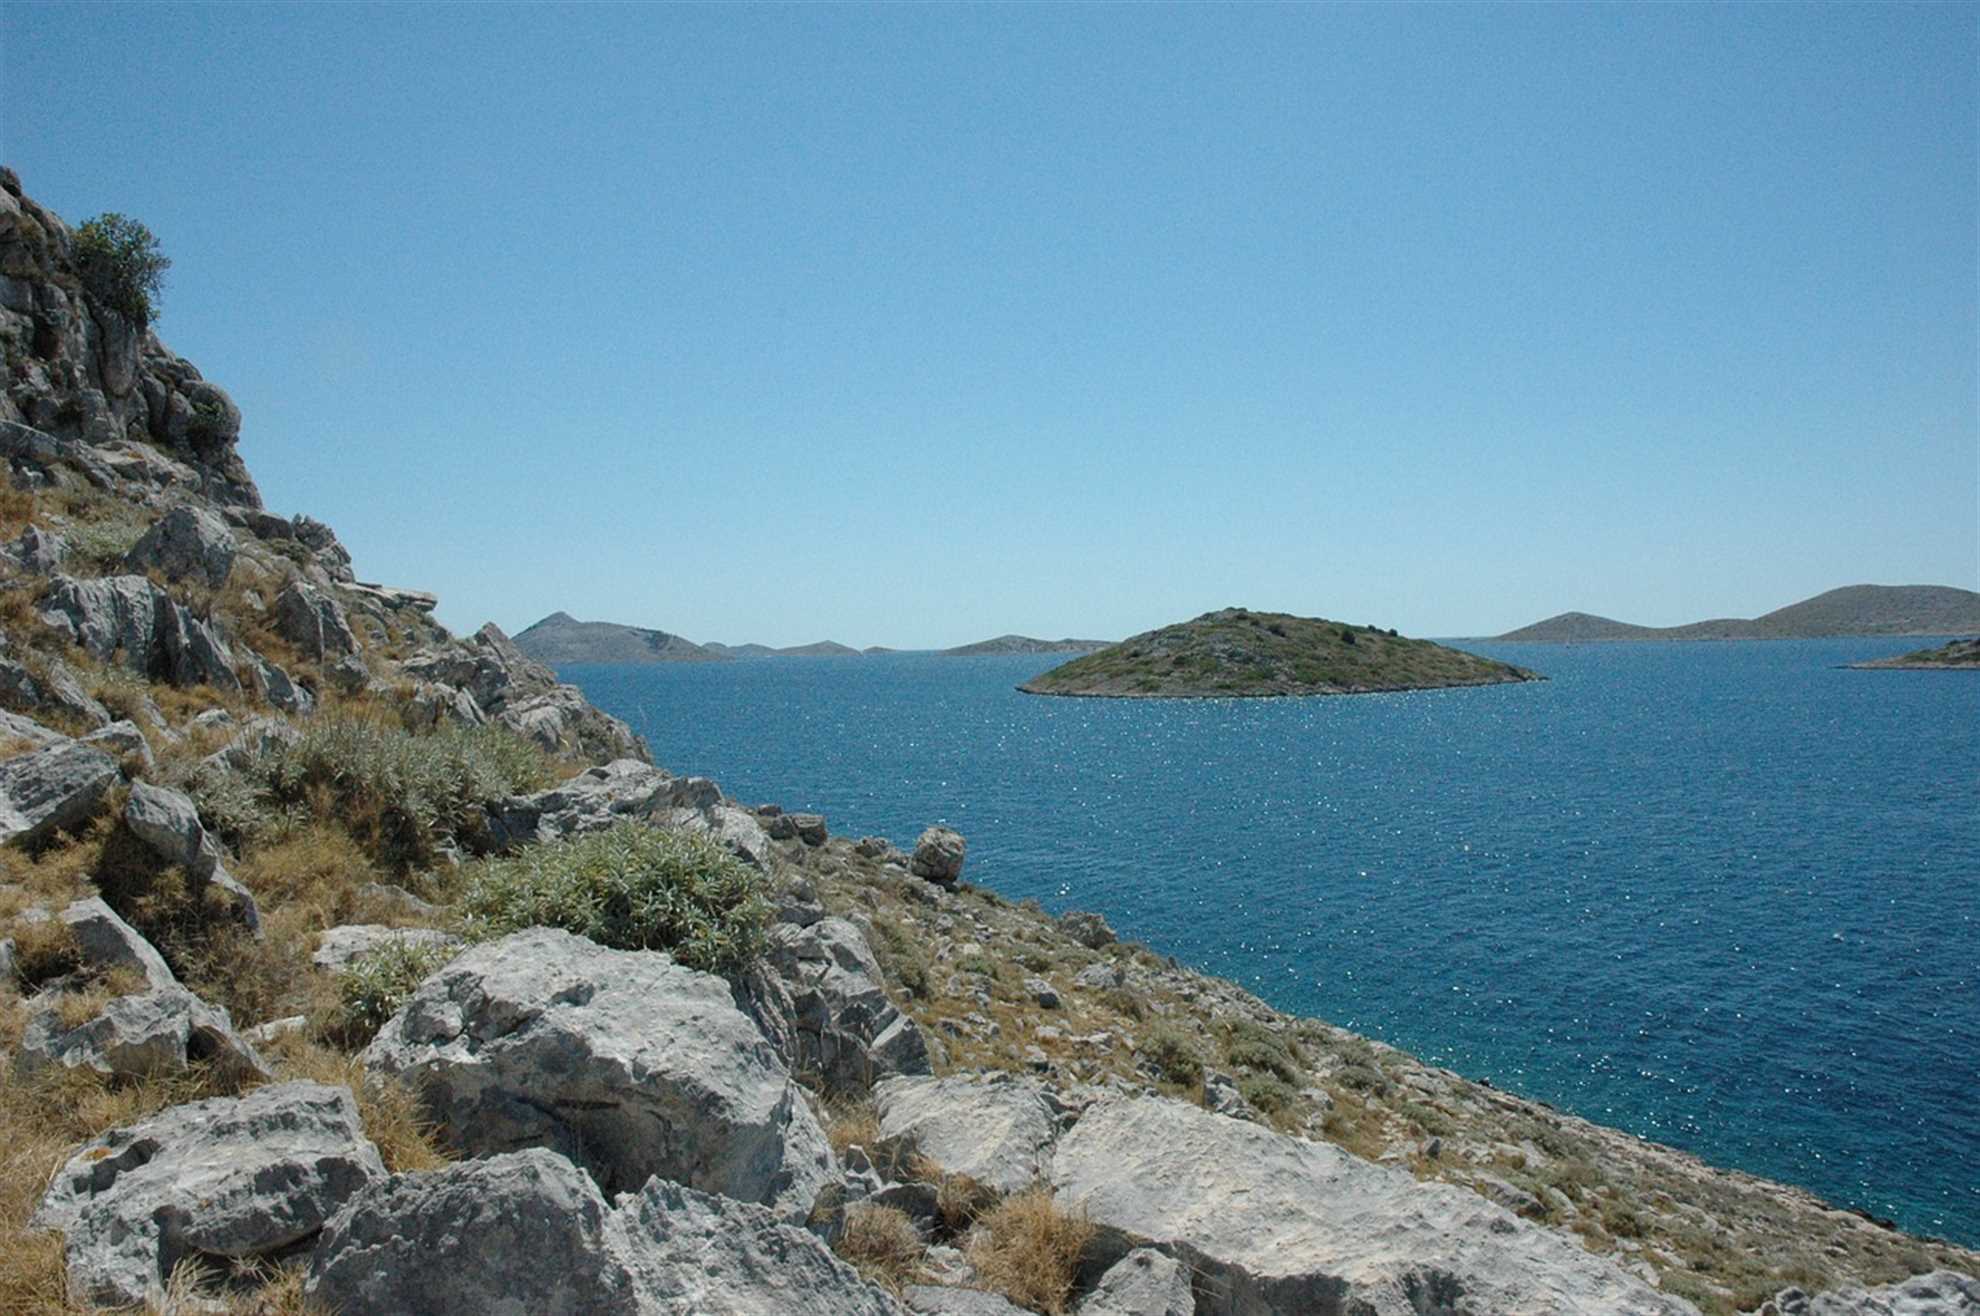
[561,639,1980,1245]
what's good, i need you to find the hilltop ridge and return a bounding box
[1499,585,1980,642]
[512,611,726,664]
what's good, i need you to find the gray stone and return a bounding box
[792,812,829,845]
[200,714,301,772]
[248,651,314,713]
[33,1081,385,1310]
[1472,1173,1544,1219]
[906,1287,1030,1315]
[662,800,778,872]
[306,1148,906,1316]
[1760,1272,1980,1316]
[356,881,439,920]
[121,502,236,587]
[1078,1248,1195,1316]
[875,1073,1059,1196]
[911,826,966,885]
[60,897,176,991]
[0,706,66,749]
[79,718,152,771]
[1026,976,1062,1009]
[758,917,932,1090]
[1202,1071,1254,1121]
[0,654,111,728]
[36,574,240,691]
[405,678,486,730]
[124,779,223,877]
[0,739,119,847]
[363,928,835,1217]
[1061,910,1117,949]
[1049,1095,1695,1316]
[311,923,461,972]
[325,651,370,694]
[855,835,906,863]
[17,982,269,1083]
[0,935,16,984]
[272,578,357,659]
[2,523,66,573]
[1075,961,1126,991]
[481,757,671,850]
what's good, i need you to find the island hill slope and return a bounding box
[1850,636,1980,670]
[1500,584,1980,642]
[511,611,724,663]
[1021,607,1540,698]
[941,634,1111,657]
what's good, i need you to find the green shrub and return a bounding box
[1137,1022,1204,1089]
[1239,1073,1297,1114]
[459,821,770,973]
[330,938,462,1047]
[1223,1019,1304,1084]
[74,213,170,328]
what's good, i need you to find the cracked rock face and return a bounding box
[0,738,119,847]
[32,1081,385,1310]
[1760,1272,1980,1316]
[306,1148,907,1316]
[362,927,835,1219]
[17,982,269,1084]
[875,1073,1060,1196]
[1049,1095,1698,1316]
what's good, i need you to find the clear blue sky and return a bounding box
[3,3,1973,646]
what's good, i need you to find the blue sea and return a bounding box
[560,639,1980,1246]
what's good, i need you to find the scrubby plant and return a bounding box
[328,938,461,1047]
[966,1189,1095,1315]
[458,821,770,974]
[833,1203,925,1293]
[1239,1073,1297,1116]
[1136,1022,1204,1090]
[73,212,170,329]
[1223,1018,1303,1085]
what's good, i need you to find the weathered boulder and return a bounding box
[123,779,261,932]
[17,982,269,1083]
[0,705,66,749]
[875,1074,1059,1196]
[479,757,672,851]
[200,713,301,772]
[856,835,909,864]
[247,651,314,714]
[0,738,119,847]
[1074,962,1125,991]
[758,917,932,1090]
[36,574,240,690]
[907,1287,1030,1315]
[500,682,643,759]
[310,923,461,972]
[59,897,176,991]
[362,928,835,1217]
[32,1081,385,1310]
[791,812,829,846]
[306,1148,906,1316]
[1078,1247,1195,1316]
[79,718,153,771]
[1061,910,1117,949]
[122,502,236,587]
[911,826,966,885]
[1025,976,1062,1009]
[1759,1272,1980,1316]
[1,522,66,573]
[1050,1095,1696,1316]
[405,678,485,730]
[0,653,111,728]
[272,578,357,659]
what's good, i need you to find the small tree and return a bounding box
[74,212,170,329]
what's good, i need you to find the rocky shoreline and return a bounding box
[2,167,1976,1315]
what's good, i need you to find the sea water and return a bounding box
[561,637,1980,1245]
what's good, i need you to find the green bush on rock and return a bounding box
[459,821,770,973]
[74,212,171,329]
[331,938,463,1047]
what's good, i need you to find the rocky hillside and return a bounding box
[512,611,726,664]
[1849,637,1980,670]
[2,169,1975,1316]
[1022,608,1540,698]
[1499,586,1980,642]
[943,635,1111,657]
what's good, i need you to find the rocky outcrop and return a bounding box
[123,780,261,933]
[310,923,460,972]
[911,826,966,885]
[1060,910,1117,949]
[306,1148,906,1316]
[58,896,177,991]
[363,927,834,1217]
[875,1073,1059,1196]
[0,651,111,728]
[37,573,240,691]
[1078,1248,1196,1316]
[1759,1272,1980,1316]
[1049,1095,1695,1316]
[755,916,933,1091]
[272,578,357,660]
[405,622,648,763]
[0,737,118,846]
[122,502,236,587]
[32,1081,384,1309]
[17,982,269,1084]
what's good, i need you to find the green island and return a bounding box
[1849,637,1980,670]
[1019,607,1541,698]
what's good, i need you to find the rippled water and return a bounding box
[562,638,1980,1244]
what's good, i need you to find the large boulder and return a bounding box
[0,705,66,749]
[36,574,240,691]
[121,502,236,587]
[122,780,261,933]
[1078,1248,1196,1316]
[0,738,119,847]
[306,1148,906,1316]
[59,897,176,991]
[272,578,357,659]
[911,826,966,885]
[16,982,269,1083]
[875,1073,1059,1196]
[362,927,835,1218]
[479,757,673,851]
[1759,1272,1980,1316]
[32,1081,385,1310]
[310,923,461,972]
[759,917,932,1091]
[1049,1095,1695,1316]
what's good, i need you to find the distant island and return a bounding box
[1498,584,1980,643]
[512,612,725,664]
[704,640,863,659]
[1850,637,1980,670]
[942,634,1112,657]
[1019,608,1540,698]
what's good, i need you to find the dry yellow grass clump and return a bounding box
[966,1188,1095,1316]
[834,1203,925,1294]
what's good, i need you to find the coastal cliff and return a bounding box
[1,172,1974,1316]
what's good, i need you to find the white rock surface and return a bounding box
[1078,1247,1196,1316]
[0,739,119,847]
[17,982,268,1082]
[59,896,177,991]
[310,923,462,972]
[875,1073,1059,1195]
[1760,1272,1980,1316]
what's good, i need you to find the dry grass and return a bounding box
[910,1155,997,1235]
[965,1188,1095,1315]
[157,1256,327,1314]
[0,486,37,539]
[4,914,83,988]
[833,1203,925,1295]
[822,1096,883,1160]
[48,966,149,1031]
[262,1034,451,1173]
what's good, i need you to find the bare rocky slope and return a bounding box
[1499,586,1980,642]
[1,169,1975,1316]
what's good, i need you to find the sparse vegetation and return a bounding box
[966,1188,1095,1315]
[72,212,170,329]
[1137,1022,1204,1090]
[326,938,461,1047]
[833,1203,924,1293]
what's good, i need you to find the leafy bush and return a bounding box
[74,213,170,329]
[1136,1022,1203,1089]
[458,821,770,973]
[1239,1073,1297,1115]
[329,938,461,1047]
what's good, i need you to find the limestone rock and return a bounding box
[480,758,671,850]
[59,897,176,991]
[306,1148,906,1316]
[759,917,932,1090]
[122,502,236,587]
[906,1287,1031,1315]
[911,826,966,885]
[0,654,111,728]
[1075,962,1125,991]
[32,1081,385,1310]
[405,678,485,729]
[36,574,240,691]
[1025,976,1062,1009]
[2,522,66,573]
[79,718,152,771]
[17,982,269,1083]
[875,1073,1059,1196]
[362,927,835,1217]
[247,651,314,713]
[791,812,829,845]
[0,739,119,847]
[1061,910,1118,949]
[1078,1248,1196,1316]
[1049,1095,1695,1316]
[124,779,223,877]
[0,706,66,749]
[310,923,461,972]
[272,579,357,659]
[1760,1272,1980,1316]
